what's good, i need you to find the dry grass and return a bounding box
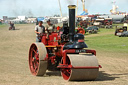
[0,24,128,85]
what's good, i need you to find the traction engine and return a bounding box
[29,5,101,81]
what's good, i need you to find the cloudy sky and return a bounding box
[0,0,128,19]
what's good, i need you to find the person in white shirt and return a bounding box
[35,21,45,42]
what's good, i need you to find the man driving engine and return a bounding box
[35,21,45,42]
[45,19,55,38]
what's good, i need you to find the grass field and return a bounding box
[0,24,128,85]
[85,26,128,53]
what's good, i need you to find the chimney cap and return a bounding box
[68,5,76,9]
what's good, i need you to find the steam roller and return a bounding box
[29,5,101,81]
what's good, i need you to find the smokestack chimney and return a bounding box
[68,5,76,42]
[64,5,87,50]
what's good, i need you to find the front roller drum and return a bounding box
[29,43,47,76]
[61,54,99,81]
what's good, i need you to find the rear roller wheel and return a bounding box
[29,43,47,76]
[61,54,99,81]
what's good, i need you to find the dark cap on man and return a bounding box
[47,19,50,22]
[39,21,43,23]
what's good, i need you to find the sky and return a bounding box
[0,0,128,19]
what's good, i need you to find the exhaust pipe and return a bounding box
[68,5,76,42]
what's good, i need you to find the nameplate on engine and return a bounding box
[75,49,86,53]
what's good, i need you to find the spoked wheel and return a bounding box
[61,54,99,81]
[29,43,47,76]
[9,27,12,30]
[61,56,71,80]
[78,28,85,35]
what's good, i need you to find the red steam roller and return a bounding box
[29,5,101,81]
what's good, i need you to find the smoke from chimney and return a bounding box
[0,0,128,18]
